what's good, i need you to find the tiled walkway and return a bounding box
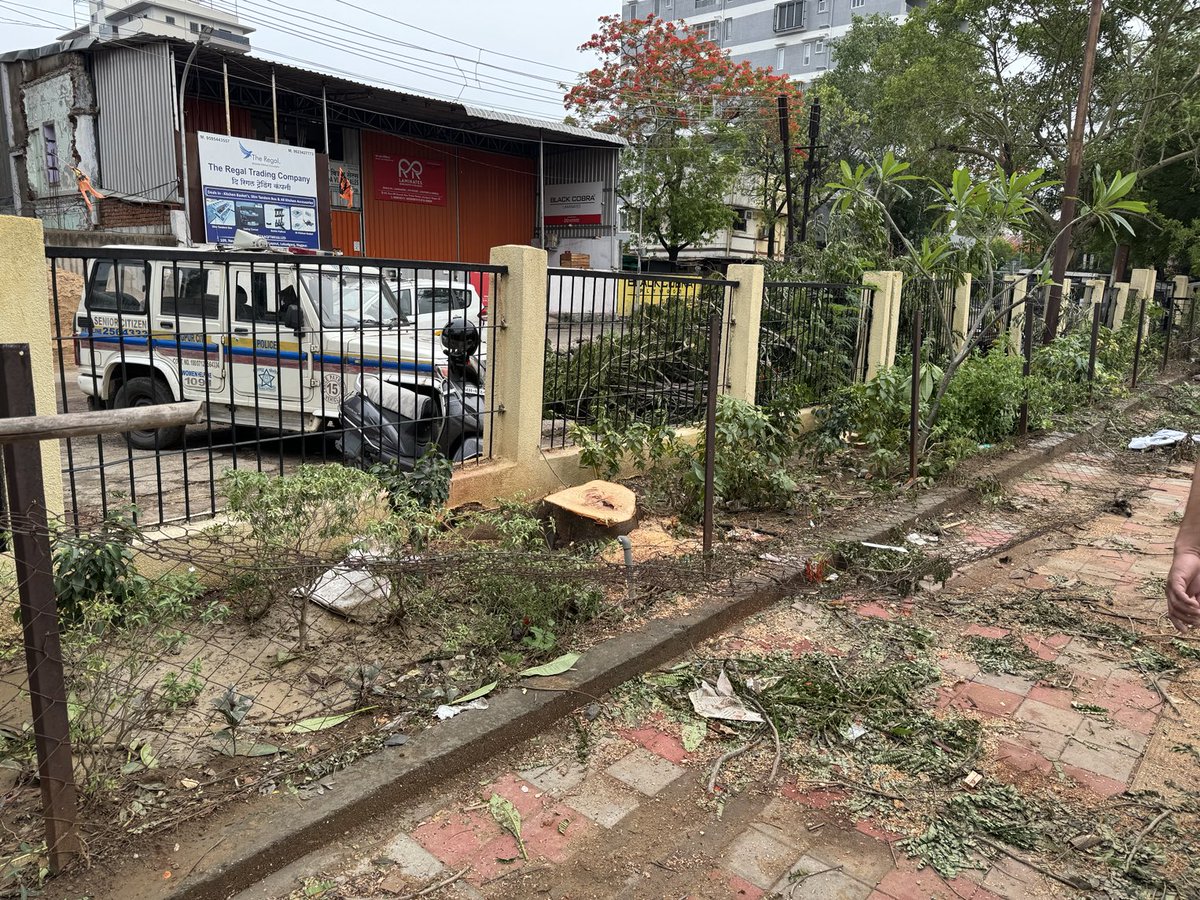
[267,447,1199,899]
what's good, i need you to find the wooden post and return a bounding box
[0,345,79,871]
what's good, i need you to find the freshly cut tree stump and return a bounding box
[544,480,638,546]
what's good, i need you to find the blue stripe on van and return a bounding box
[76,331,436,374]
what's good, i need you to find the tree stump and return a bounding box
[543,480,638,547]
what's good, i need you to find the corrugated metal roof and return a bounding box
[461,105,625,147]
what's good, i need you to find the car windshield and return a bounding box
[393,285,472,318]
[300,271,404,328]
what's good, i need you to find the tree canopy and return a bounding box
[816,0,1199,271]
[565,15,804,262]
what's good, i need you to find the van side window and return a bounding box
[86,260,149,314]
[162,265,222,320]
[235,271,282,324]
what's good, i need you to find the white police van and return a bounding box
[74,238,446,450]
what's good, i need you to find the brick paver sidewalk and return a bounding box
[268,446,1200,900]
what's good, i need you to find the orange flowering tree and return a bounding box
[565,15,804,262]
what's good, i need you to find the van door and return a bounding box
[228,267,318,421]
[158,262,227,399]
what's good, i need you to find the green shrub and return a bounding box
[940,351,1025,444]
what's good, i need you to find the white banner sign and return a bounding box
[544,181,604,226]
[197,132,319,248]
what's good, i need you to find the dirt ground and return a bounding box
[214,386,1200,900]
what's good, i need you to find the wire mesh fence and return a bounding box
[754,281,873,407]
[48,247,504,531]
[541,269,735,449]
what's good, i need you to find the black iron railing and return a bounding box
[48,246,505,529]
[542,269,736,449]
[755,281,874,406]
[899,277,958,364]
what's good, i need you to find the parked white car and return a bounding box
[74,244,447,449]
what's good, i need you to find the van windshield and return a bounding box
[299,272,405,328]
[394,285,472,318]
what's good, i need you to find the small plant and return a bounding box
[222,465,386,648]
[159,660,204,711]
[50,506,149,628]
[572,415,679,481]
[369,443,453,511]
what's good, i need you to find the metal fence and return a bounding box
[48,246,505,530]
[542,269,735,449]
[755,281,874,406]
[898,277,958,364]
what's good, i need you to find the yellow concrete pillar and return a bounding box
[1129,268,1157,337]
[862,270,903,379]
[488,245,548,468]
[1004,275,1029,354]
[951,274,973,351]
[1111,283,1131,329]
[721,264,764,404]
[0,216,64,519]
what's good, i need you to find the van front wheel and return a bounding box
[114,376,185,450]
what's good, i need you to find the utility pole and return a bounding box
[777,95,797,259]
[798,97,822,244]
[1043,0,1103,342]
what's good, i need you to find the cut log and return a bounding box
[543,480,638,547]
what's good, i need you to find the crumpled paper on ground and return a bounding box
[688,671,764,723]
[434,698,489,720]
[1128,429,1200,451]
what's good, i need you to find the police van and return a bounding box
[74,239,448,450]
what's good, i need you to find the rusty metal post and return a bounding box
[1087,300,1102,395]
[1132,297,1146,388]
[1162,293,1174,373]
[1018,288,1036,438]
[0,345,79,871]
[909,305,922,482]
[702,313,721,571]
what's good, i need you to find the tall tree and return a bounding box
[822,0,1200,267]
[565,15,804,263]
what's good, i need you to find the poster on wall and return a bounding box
[372,153,447,205]
[544,181,604,225]
[330,162,361,209]
[197,132,319,248]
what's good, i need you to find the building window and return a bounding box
[732,208,750,233]
[695,0,717,8]
[165,14,175,23]
[723,17,732,40]
[776,45,786,69]
[815,37,825,55]
[189,21,199,31]
[42,124,58,186]
[774,1,806,32]
[665,0,672,7]
[850,0,865,8]
[802,41,812,65]
[817,0,828,10]
[694,19,720,41]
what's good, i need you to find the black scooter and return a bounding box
[337,318,485,469]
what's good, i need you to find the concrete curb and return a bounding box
[140,379,1177,900]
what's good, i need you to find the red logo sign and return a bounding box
[373,153,447,206]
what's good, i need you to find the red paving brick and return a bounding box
[855,818,904,843]
[705,869,766,899]
[857,601,893,620]
[961,624,1011,639]
[950,683,1024,718]
[1060,763,1129,798]
[779,782,849,809]
[994,740,1053,774]
[621,725,691,765]
[1027,684,1074,710]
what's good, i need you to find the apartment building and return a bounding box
[621,0,910,82]
[59,0,253,53]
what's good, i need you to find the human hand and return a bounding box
[1166,549,1200,632]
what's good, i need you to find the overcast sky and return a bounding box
[0,0,614,121]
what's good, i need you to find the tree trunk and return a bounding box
[543,480,638,547]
